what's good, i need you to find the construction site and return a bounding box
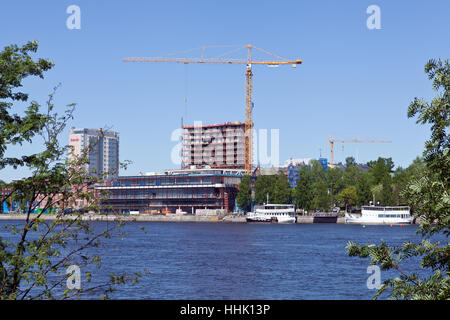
[94,44,391,214]
[95,45,301,214]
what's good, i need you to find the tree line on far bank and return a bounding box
[236,155,426,213]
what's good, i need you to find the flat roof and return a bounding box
[182,122,244,129]
[117,173,245,179]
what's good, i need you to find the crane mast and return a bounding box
[245,66,253,173]
[245,45,253,174]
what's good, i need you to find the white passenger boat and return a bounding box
[345,205,412,225]
[246,204,297,224]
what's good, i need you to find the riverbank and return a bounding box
[0,214,421,224]
[0,214,222,223]
[0,214,348,224]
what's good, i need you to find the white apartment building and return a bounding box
[69,128,119,180]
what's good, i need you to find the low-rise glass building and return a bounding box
[96,168,245,214]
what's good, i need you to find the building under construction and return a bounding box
[96,168,244,214]
[95,121,247,214]
[182,122,245,170]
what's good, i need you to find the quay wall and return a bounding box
[0,214,415,224]
[0,214,220,223]
[296,216,345,224]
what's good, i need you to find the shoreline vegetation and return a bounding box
[236,156,427,215]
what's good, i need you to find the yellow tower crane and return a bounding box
[329,137,392,168]
[123,44,302,175]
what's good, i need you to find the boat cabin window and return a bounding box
[378,214,409,218]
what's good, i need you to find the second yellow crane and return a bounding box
[329,137,392,168]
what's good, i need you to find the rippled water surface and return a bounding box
[1,221,436,299]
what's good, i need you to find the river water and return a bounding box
[0,221,441,299]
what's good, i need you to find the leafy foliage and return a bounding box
[0,41,54,170]
[254,174,277,204]
[272,173,291,204]
[294,167,313,211]
[355,172,372,206]
[309,160,330,211]
[247,154,424,212]
[0,41,144,299]
[326,167,344,207]
[405,58,450,237]
[236,175,252,212]
[347,58,449,300]
[338,186,357,208]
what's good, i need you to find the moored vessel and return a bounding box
[345,205,412,225]
[246,204,297,224]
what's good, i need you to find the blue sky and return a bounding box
[1,0,449,181]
